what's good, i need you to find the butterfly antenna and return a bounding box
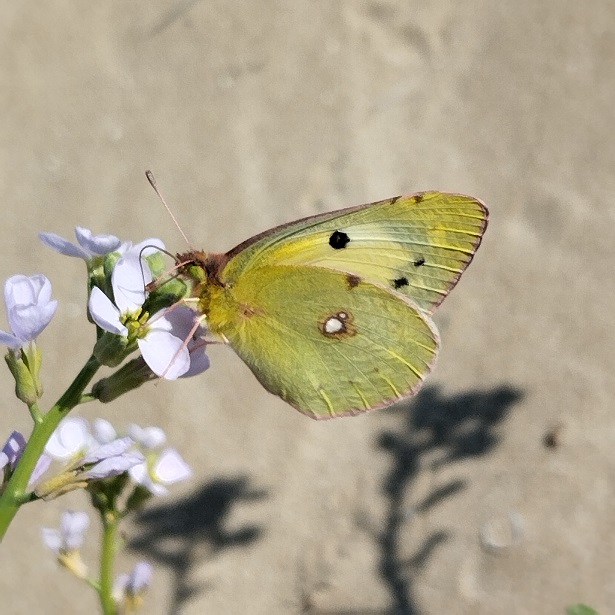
[145,170,192,247]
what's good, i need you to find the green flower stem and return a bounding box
[27,401,42,422]
[0,355,101,540]
[99,510,119,615]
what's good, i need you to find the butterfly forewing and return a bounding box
[221,192,488,314]
[207,265,440,419]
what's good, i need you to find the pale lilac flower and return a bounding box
[129,448,192,496]
[0,275,58,348]
[42,509,90,553]
[87,241,162,333]
[92,418,118,444]
[127,424,166,450]
[45,418,144,479]
[39,227,121,259]
[110,238,165,313]
[0,431,51,487]
[45,417,95,461]
[0,431,26,471]
[138,306,209,380]
[114,561,154,606]
[89,248,209,379]
[29,454,52,486]
[41,510,90,578]
[79,437,144,479]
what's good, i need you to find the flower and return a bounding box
[0,274,57,349]
[42,509,90,552]
[0,431,26,471]
[129,447,192,496]
[0,431,51,488]
[38,417,145,498]
[45,417,95,461]
[89,245,209,380]
[39,227,121,260]
[41,510,90,578]
[138,306,209,379]
[77,437,144,480]
[114,561,154,610]
[127,423,166,449]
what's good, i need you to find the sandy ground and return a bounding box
[1,2,614,614]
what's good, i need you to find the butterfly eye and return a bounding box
[328,230,350,249]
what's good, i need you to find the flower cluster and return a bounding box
[0,224,205,613]
[31,416,191,499]
[39,226,209,380]
[42,510,153,607]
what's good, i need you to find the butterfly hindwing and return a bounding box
[206,265,439,419]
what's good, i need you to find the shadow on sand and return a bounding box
[127,475,267,613]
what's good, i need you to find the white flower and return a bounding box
[41,510,90,553]
[88,245,209,380]
[45,417,95,461]
[80,443,145,480]
[0,431,51,487]
[0,275,58,348]
[129,448,192,496]
[92,418,118,444]
[127,424,166,450]
[0,431,26,471]
[138,306,209,380]
[45,417,144,480]
[114,561,153,609]
[39,226,121,259]
[41,510,90,578]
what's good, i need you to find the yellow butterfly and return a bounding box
[180,192,488,419]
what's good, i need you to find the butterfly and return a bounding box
[179,192,488,419]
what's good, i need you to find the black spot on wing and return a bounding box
[392,276,409,289]
[329,230,350,249]
[346,274,361,289]
[413,257,425,267]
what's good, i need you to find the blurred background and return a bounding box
[1,2,614,613]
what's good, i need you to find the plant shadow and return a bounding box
[127,475,267,614]
[375,384,524,615]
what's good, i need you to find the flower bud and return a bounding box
[92,330,133,367]
[5,343,43,404]
[92,357,157,403]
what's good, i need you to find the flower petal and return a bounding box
[0,330,22,348]
[29,454,52,486]
[75,227,121,255]
[9,300,58,342]
[182,341,210,378]
[127,424,166,449]
[80,436,135,464]
[154,448,192,484]
[93,418,117,444]
[111,253,150,312]
[89,287,127,335]
[126,561,153,594]
[84,451,145,479]
[138,331,190,380]
[41,527,62,553]
[45,417,92,460]
[60,510,90,550]
[1,431,26,469]
[39,232,90,258]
